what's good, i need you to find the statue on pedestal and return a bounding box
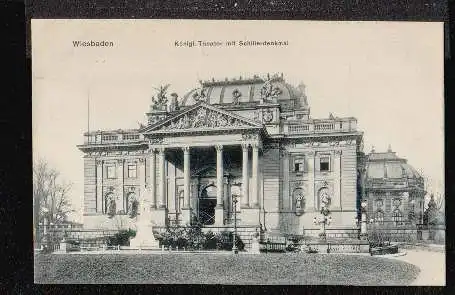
[249,228,261,254]
[129,190,159,249]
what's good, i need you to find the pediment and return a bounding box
[142,102,263,134]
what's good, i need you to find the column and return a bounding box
[282,150,289,210]
[117,159,124,212]
[158,147,166,208]
[214,145,224,225]
[216,145,224,208]
[307,152,315,211]
[96,160,103,213]
[139,158,146,213]
[333,150,342,209]
[251,143,259,208]
[183,146,190,208]
[149,148,156,208]
[241,143,249,208]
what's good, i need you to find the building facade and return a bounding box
[363,147,425,227]
[78,74,364,237]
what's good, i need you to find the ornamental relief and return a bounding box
[315,181,333,198]
[192,88,208,102]
[292,187,305,216]
[290,180,307,193]
[232,89,242,104]
[241,133,259,141]
[149,137,164,144]
[161,107,246,130]
[263,109,274,123]
[253,110,261,122]
[260,79,283,102]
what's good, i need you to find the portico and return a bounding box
[141,102,265,227]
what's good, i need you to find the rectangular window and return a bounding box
[127,164,137,178]
[123,134,140,140]
[320,156,330,172]
[106,165,116,179]
[102,135,118,141]
[294,158,305,172]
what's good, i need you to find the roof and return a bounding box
[180,74,309,111]
[365,148,422,180]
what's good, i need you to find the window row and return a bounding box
[102,135,119,141]
[105,164,138,179]
[293,156,331,172]
[374,198,424,209]
[373,209,405,226]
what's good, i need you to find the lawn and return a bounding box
[34,253,419,285]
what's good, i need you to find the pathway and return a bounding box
[385,249,445,286]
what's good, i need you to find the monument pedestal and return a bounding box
[151,208,167,227]
[59,240,69,253]
[130,220,159,249]
[249,235,260,254]
[130,205,160,249]
[215,207,224,226]
[180,208,192,225]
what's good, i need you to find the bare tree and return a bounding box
[33,159,74,244]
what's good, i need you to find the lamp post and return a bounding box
[359,199,368,240]
[232,194,239,254]
[313,205,331,241]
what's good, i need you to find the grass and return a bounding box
[34,253,419,285]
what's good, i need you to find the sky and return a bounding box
[32,20,444,222]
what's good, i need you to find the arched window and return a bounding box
[374,210,384,224]
[392,209,403,226]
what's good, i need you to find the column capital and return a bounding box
[149,137,164,145]
[138,158,146,163]
[306,151,315,157]
[334,150,342,156]
[241,142,250,150]
[158,147,166,154]
[215,144,223,152]
[148,147,157,153]
[117,159,124,164]
[182,146,190,153]
[251,142,260,150]
[96,160,103,166]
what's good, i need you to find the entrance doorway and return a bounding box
[198,184,217,225]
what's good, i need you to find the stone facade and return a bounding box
[78,74,364,237]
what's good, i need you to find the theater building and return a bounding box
[363,147,426,227]
[78,74,365,237]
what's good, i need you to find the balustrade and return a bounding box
[84,131,143,144]
[285,118,357,135]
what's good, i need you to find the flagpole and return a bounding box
[87,87,90,142]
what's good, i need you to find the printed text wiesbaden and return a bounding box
[73,40,114,47]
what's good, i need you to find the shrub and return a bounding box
[368,226,391,248]
[307,247,319,254]
[107,229,136,246]
[203,231,218,250]
[157,225,245,251]
[285,242,300,252]
[215,231,245,251]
